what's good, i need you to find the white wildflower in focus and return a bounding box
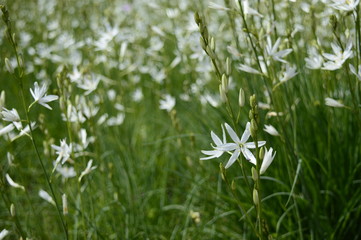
[216,123,266,168]
[201,125,227,160]
[260,148,276,174]
[349,64,361,81]
[305,47,323,69]
[208,2,230,11]
[51,139,72,165]
[39,189,55,206]
[159,94,176,112]
[322,41,353,70]
[78,159,97,182]
[325,97,345,108]
[238,64,262,75]
[330,0,360,11]
[29,82,59,110]
[266,37,293,63]
[0,229,10,240]
[280,65,298,82]
[264,124,280,136]
[77,74,100,95]
[5,174,25,191]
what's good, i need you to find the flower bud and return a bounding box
[62,193,68,215]
[253,189,259,206]
[200,37,207,51]
[250,95,257,108]
[5,58,14,74]
[251,119,258,137]
[210,37,215,52]
[10,203,15,217]
[194,12,201,25]
[220,163,226,181]
[221,74,228,92]
[251,167,258,181]
[259,147,265,160]
[249,110,253,120]
[219,84,227,103]
[231,179,236,190]
[226,57,231,76]
[238,88,245,107]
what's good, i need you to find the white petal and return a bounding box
[215,143,238,151]
[240,122,251,143]
[225,149,240,169]
[241,147,256,165]
[225,123,240,143]
[211,131,222,146]
[260,148,276,174]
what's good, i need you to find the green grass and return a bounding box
[1,0,361,239]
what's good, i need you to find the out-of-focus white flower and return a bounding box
[216,123,266,168]
[132,88,143,102]
[51,139,72,165]
[260,147,276,174]
[78,159,97,182]
[330,0,360,11]
[349,64,361,81]
[322,41,353,70]
[264,125,280,136]
[325,97,345,108]
[62,193,68,215]
[266,37,293,63]
[39,189,55,206]
[77,74,100,95]
[55,163,76,179]
[159,94,176,112]
[208,2,230,11]
[30,82,59,110]
[107,113,125,126]
[201,125,227,160]
[0,124,15,136]
[235,0,263,17]
[305,47,323,69]
[5,174,25,191]
[238,64,262,75]
[0,229,10,240]
[280,65,298,82]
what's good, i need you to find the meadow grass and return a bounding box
[1,0,361,239]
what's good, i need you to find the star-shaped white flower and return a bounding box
[217,122,266,168]
[78,159,97,182]
[30,82,59,110]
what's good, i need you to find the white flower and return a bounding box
[55,163,77,179]
[260,147,276,174]
[1,108,22,130]
[159,94,176,112]
[325,97,345,108]
[349,63,361,81]
[200,125,227,160]
[322,41,353,71]
[266,37,293,63]
[51,139,72,165]
[0,124,15,136]
[39,189,55,206]
[0,229,10,240]
[330,0,360,11]
[77,74,101,95]
[78,159,97,182]
[264,125,280,136]
[305,47,323,69]
[5,174,25,191]
[280,65,298,82]
[208,2,230,11]
[238,64,262,75]
[30,82,59,110]
[216,122,266,168]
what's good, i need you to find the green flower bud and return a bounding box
[259,147,265,160]
[251,167,258,181]
[219,84,227,103]
[226,57,231,76]
[10,203,15,217]
[239,88,245,107]
[210,37,215,52]
[221,74,228,92]
[220,163,226,181]
[250,94,257,108]
[253,189,259,206]
[231,179,236,190]
[251,119,258,137]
